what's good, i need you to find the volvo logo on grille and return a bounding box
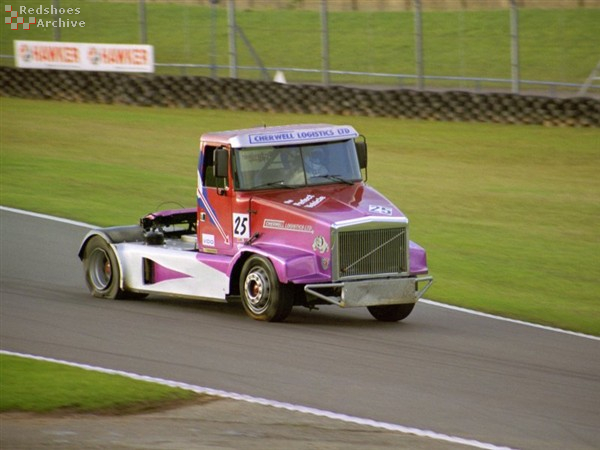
[312,235,329,254]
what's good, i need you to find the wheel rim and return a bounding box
[243,267,271,314]
[88,248,113,291]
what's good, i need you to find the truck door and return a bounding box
[197,145,233,254]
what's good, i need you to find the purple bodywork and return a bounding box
[148,180,428,285]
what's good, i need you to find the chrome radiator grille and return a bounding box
[334,225,408,280]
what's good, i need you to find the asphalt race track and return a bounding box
[1,207,599,450]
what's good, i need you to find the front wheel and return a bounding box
[82,236,126,300]
[240,255,293,322]
[367,303,415,322]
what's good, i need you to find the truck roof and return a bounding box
[200,124,359,149]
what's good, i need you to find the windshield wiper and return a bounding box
[253,180,295,189]
[309,174,354,185]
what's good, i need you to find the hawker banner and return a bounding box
[14,40,154,73]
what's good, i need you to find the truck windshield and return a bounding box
[234,140,362,190]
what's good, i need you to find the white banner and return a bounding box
[14,40,154,73]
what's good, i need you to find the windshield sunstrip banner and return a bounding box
[232,126,359,148]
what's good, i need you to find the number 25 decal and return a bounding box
[233,213,250,239]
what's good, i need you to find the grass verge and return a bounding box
[0,354,208,415]
[1,97,599,336]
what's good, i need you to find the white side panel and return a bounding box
[115,243,229,300]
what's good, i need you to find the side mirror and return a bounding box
[355,139,367,170]
[214,148,229,178]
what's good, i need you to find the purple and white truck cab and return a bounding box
[79,124,432,322]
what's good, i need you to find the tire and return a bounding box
[239,255,293,322]
[82,236,126,300]
[367,303,415,322]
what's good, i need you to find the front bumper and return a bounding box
[304,276,433,308]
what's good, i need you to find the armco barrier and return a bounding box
[1,67,598,127]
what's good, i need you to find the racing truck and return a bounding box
[79,124,433,322]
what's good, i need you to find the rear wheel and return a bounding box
[240,255,293,322]
[367,303,415,322]
[82,236,126,300]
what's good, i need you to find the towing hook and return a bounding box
[245,232,260,245]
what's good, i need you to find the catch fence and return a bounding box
[1,0,599,97]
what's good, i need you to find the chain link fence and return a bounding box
[1,0,599,96]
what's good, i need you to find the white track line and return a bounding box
[0,205,94,228]
[0,350,517,450]
[2,205,597,341]
[420,300,600,341]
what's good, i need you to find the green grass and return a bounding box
[1,97,599,335]
[1,1,598,88]
[0,354,202,414]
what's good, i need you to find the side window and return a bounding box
[203,146,227,189]
[203,146,216,187]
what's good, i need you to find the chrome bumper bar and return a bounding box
[304,276,433,308]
